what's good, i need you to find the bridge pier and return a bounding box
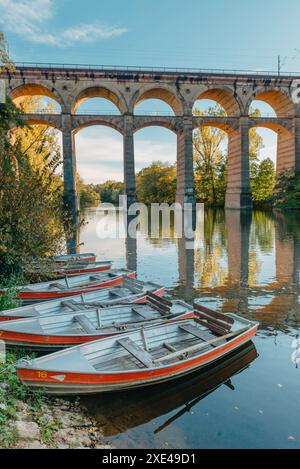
[225,118,252,210]
[123,115,136,207]
[62,114,80,253]
[294,118,300,176]
[176,118,195,206]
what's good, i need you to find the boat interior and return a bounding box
[2,295,192,336]
[24,269,130,292]
[29,307,254,372]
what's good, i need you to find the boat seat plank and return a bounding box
[117,337,155,368]
[179,324,226,346]
[48,283,67,290]
[193,303,234,325]
[109,289,127,298]
[61,301,83,311]
[131,308,155,320]
[74,314,96,334]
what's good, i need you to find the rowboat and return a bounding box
[0,294,194,351]
[4,269,136,304]
[29,261,113,278]
[83,342,258,437]
[38,253,97,264]
[0,278,165,321]
[16,307,258,395]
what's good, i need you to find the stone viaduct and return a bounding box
[2,64,300,222]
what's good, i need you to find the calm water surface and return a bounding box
[79,208,300,449]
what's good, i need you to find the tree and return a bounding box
[193,106,267,206]
[251,158,276,204]
[274,171,300,208]
[193,105,227,205]
[0,32,14,70]
[78,176,100,207]
[0,34,67,278]
[136,161,176,204]
[96,180,124,205]
[14,97,62,173]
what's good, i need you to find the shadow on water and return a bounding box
[82,343,258,439]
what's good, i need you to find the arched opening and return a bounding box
[250,123,294,177]
[193,88,240,116]
[193,98,227,117]
[133,88,181,115]
[248,90,294,117]
[134,99,175,116]
[193,123,229,206]
[72,87,123,114]
[248,91,295,176]
[250,100,276,118]
[10,84,61,115]
[75,97,121,115]
[74,124,124,207]
[134,126,177,204]
[10,84,61,114]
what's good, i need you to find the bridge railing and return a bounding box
[21,109,290,118]
[10,62,300,78]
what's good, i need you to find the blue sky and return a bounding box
[1,0,299,182]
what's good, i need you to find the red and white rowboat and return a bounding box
[42,253,97,264]
[30,260,113,278]
[3,269,136,304]
[0,278,165,322]
[0,294,194,351]
[16,308,258,395]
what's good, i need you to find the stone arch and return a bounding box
[193,87,242,116]
[248,120,291,135]
[9,83,63,110]
[192,118,237,134]
[73,119,124,135]
[246,88,295,117]
[25,117,62,131]
[131,85,183,115]
[249,121,295,174]
[133,117,178,134]
[71,86,126,114]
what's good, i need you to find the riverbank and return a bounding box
[0,352,113,449]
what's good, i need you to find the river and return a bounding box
[79,207,300,449]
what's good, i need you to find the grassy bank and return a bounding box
[0,283,111,449]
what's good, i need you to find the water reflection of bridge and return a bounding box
[124,210,300,324]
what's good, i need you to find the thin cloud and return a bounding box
[0,0,128,46]
[75,130,176,184]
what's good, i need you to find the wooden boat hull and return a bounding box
[50,253,96,264]
[83,343,258,437]
[17,322,258,395]
[16,271,136,304]
[56,263,112,276]
[29,261,112,278]
[0,296,194,351]
[0,283,166,322]
[0,313,195,351]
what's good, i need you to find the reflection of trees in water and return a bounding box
[248,211,275,286]
[251,211,275,252]
[194,209,227,289]
[136,209,177,246]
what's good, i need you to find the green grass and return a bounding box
[0,350,62,448]
[0,279,61,448]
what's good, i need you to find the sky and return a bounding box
[1,0,300,182]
